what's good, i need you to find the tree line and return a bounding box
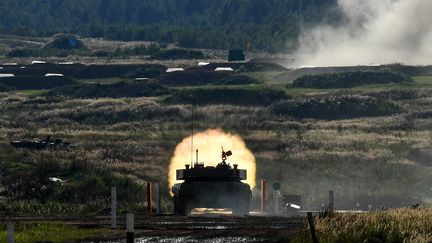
[0,0,339,52]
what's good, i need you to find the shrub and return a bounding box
[45,34,87,50]
[164,87,288,106]
[291,71,413,89]
[125,66,166,79]
[0,82,13,92]
[6,48,90,57]
[150,48,204,60]
[214,74,261,85]
[112,43,161,57]
[228,49,245,61]
[271,95,400,119]
[381,63,425,76]
[6,49,35,57]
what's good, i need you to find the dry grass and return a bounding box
[293,209,432,243]
[1,83,432,212]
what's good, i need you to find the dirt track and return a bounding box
[1,215,307,242]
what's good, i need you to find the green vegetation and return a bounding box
[293,209,432,243]
[0,0,338,52]
[124,67,166,79]
[6,48,90,58]
[214,74,261,85]
[271,95,401,119]
[0,221,112,243]
[0,144,146,216]
[291,71,413,89]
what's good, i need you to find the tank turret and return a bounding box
[172,148,251,216]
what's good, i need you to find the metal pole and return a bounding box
[260,179,266,212]
[147,182,153,214]
[7,221,14,243]
[111,186,117,229]
[329,190,334,213]
[126,213,135,243]
[156,181,161,214]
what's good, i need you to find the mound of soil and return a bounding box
[0,76,78,90]
[291,71,412,89]
[276,65,432,82]
[0,63,85,77]
[164,87,288,106]
[159,70,230,86]
[271,95,400,120]
[238,62,287,72]
[49,80,169,98]
[76,64,167,79]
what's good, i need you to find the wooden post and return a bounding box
[307,212,319,243]
[111,186,117,229]
[126,213,134,243]
[274,189,279,215]
[260,179,266,212]
[328,190,334,213]
[147,182,152,214]
[155,182,161,215]
[7,221,14,243]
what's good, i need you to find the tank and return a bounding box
[172,148,251,216]
[10,136,71,150]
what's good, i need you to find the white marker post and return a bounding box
[111,186,117,229]
[156,182,161,215]
[7,221,14,243]
[126,213,135,243]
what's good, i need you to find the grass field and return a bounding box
[0,65,432,216]
[0,221,113,243]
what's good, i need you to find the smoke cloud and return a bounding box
[294,0,432,67]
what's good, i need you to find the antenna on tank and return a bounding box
[190,103,194,168]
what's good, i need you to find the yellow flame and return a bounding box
[168,128,256,193]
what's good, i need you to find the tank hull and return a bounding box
[173,181,251,216]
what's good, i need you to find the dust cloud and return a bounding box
[294,0,432,67]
